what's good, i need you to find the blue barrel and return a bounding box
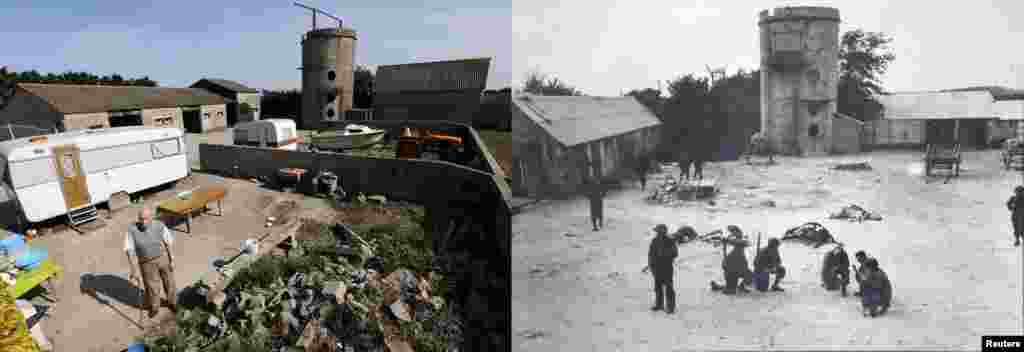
[127,342,145,352]
[754,271,771,291]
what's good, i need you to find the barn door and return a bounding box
[53,144,91,209]
[589,143,603,180]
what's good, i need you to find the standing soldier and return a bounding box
[585,179,606,231]
[754,238,787,292]
[1006,185,1024,246]
[634,155,654,191]
[647,224,678,314]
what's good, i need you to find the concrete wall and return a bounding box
[64,112,111,130]
[866,119,925,147]
[301,28,357,130]
[142,107,184,130]
[759,7,841,156]
[0,88,63,131]
[199,104,227,132]
[236,92,261,123]
[830,114,862,154]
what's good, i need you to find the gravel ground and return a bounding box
[513,149,1023,351]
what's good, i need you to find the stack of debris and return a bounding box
[647,178,719,205]
[156,221,458,352]
[831,162,872,171]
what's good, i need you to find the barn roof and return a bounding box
[191,78,260,93]
[375,57,490,93]
[513,94,662,147]
[879,90,997,120]
[17,83,229,114]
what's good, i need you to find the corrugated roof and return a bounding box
[375,57,490,92]
[192,78,260,93]
[943,86,1024,101]
[879,90,996,120]
[18,83,228,114]
[513,94,662,147]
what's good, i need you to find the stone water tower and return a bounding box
[759,6,841,156]
[300,27,357,130]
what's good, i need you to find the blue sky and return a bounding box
[1,0,514,90]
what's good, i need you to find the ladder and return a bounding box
[67,205,98,228]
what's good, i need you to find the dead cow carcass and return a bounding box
[781,222,837,248]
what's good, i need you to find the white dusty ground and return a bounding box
[513,150,1023,351]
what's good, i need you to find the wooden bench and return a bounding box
[7,258,63,301]
[157,185,228,234]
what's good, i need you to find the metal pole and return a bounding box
[7,123,12,139]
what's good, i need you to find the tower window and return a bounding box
[327,70,336,81]
[808,124,820,137]
[326,108,335,118]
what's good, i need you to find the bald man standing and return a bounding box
[125,207,177,319]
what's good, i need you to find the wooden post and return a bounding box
[954,119,960,144]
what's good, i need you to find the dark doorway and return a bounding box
[226,102,238,127]
[182,109,201,133]
[108,114,142,127]
[957,119,988,148]
[925,120,956,145]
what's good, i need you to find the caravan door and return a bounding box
[53,144,91,209]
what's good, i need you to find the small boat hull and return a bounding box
[310,130,386,150]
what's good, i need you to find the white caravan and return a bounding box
[232,119,299,151]
[0,126,188,224]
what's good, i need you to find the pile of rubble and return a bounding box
[148,222,460,352]
[647,178,719,205]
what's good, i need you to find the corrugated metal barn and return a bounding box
[374,58,490,124]
[512,94,661,197]
[0,83,228,133]
[869,90,998,148]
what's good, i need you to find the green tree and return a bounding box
[522,72,583,96]
[625,88,665,119]
[838,29,895,121]
[0,66,15,111]
[354,65,374,109]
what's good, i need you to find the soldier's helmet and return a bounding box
[653,224,668,234]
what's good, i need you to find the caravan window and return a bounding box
[80,142,153,174]
[152,138,180,159]
[9,157,57,188]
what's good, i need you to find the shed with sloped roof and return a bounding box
[511,94,661,197]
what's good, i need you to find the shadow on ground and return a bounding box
[80,273,144,308]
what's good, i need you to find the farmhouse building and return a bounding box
[867,88,1024,148]
[0,83,228,134]
[374,57,491,125]
[512,94,661,197]
[190,78,261,126]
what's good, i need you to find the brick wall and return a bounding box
[198,143,510,351]
[200,104,227,132]
[64,112,111,130]
[142,107,183,130]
